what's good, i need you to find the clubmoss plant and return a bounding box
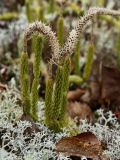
[21,21,70,131]
[20,32,43,120]
[21,8,120,132]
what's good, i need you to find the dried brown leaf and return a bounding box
[56,132,104,159]
[67,101,93,123]
[67,88,86,101]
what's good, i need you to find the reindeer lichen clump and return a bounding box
[20,8,120,132]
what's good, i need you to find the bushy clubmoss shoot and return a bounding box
[73,40,81,75]
[69,75,83,84]
[97,0,104,7]
[26,0,32,22]
[20,35,43,120]
[45,78,54,126]
[51,66,63,119]
[49,0,56,13]
[0,12,18,21]
[100,16,120,29]
[31,37,43,121]
[20,52,31,115]
[38,7,44,22]
[59,57,70,120]
[116,32,120,70]
[45,57,71,132]
[21,7,120,132]
[33,36,43,78]
[57,16,64,46]
[83,43,94,81]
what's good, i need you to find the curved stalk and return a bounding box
[60,7,120,56]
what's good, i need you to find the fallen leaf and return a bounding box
[114,111,120,121]
[56,132,105,159]
[0,83,8,91]
[20,114,40,134]
[101,66,120,104]
[89,60,120,110]
[67,88,86,101]
[67,101,93,123]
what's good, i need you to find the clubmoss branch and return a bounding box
[57,16,64,47]
[59,57,70,121]
[45,77,54,127]
[0,12,18,21]
[31,37,43,121]
[73,40,81,75]
[49,0,56,13]
[26,0,32,22]
[20,52,31,115]
[24,21,60,63]
[60,7,120,56]
[51,66,64,120]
